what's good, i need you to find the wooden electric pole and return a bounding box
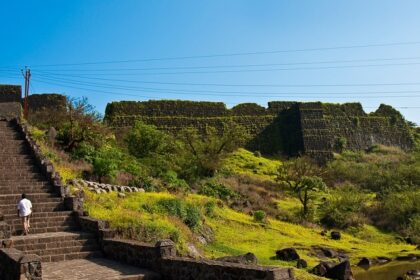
[23,67,31,120]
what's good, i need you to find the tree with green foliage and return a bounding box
[92,145,123,183]
[125,121,179,177]
[276,157,327,218]
[178,122,249,178]
[57,97,110,156]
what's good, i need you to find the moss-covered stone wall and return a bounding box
[0,85,21,103]
[105,100,414,159]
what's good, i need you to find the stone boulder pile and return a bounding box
[71,179,145,194]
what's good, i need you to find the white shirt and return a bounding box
[17,198,32,217]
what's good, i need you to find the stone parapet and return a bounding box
[0,102,22,120]
[0,248,42,280]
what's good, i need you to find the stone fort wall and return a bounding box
[105,100,415,159]
[1,85,414,158]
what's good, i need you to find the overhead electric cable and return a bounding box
[33,74,420,97]
[28,40,420,67]
[30,56,420,72]
[31,78,420,99]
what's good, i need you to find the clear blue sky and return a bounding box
[1,0,419,123]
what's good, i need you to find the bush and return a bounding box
[319,185,368,229]
[199,181,238,201]
[334,137,347,153]
[157,198,203,230]
[162,171,190,193]
[185,205,202,230]
[253,210,266,223]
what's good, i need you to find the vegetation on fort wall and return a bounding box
[0,84,21,103]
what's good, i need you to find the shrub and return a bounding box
[334,137,347,153]
[185,205,202,230]
[199,181,238,201]
[319,185,368,229]
[253,210,266,223]
[157,198,203,230]
[162,171,190,193]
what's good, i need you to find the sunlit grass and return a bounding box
[84,191,417,279]
[221,148,281,180]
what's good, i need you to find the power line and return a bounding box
[28,61,420,76]
[32,77,420,99]
[28,40,420,67]
[28,72,420,88]
[33,74,420,97]
[30,56,420,71]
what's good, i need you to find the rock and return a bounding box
[407,270,420,276]
[325,261,354,280]
[357,257,373,268]
[311,262,336,276]
[297,259,308,268]
[48,127,57,146]
[396,254,419,261]
[331,231,341,240]
[313,246,348,260]
[216,252,258,265]
[406,237,416,245]
[118,192,126,198]
[276,248,300,261]
[376,256,391,264]
[138,188,145,193]
[187,243,202,258]
[321,230,327,236]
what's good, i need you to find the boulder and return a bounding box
[376,256,391,264]
[357,257,373,268]
[276,248,300,261]
[331,231,341,240]
[396,254,419,261]
[325,260,354,280]
[311,262,336,276]
[216,252,258,265]
[297,259,308,268]
[313,246,348,260]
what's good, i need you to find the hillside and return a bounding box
[18,96,420,280]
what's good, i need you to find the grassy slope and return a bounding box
[221,148,281,181]
[84,190,417,279]
[48,144,417,279]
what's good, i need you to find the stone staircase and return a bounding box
[0,120,160,279]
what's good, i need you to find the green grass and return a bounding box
[221,148,281,180]
[84,190,417,279]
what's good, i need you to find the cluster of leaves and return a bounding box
[29,97,249,192]
[276,157,327,219]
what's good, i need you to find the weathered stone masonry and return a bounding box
[105,100,415,160]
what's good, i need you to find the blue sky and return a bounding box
[0,0,419,123]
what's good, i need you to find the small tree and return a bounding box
[276,157,327,218]
[57,97,109,155]
[178,122,249,178]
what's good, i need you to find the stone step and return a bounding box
[42,258,162,280]
[41,251,104,262]
[0,187,55,195]
[10,232,102,262]
[0,173,45,179]
[0,193,61,204]
[4,211,74,221]
[0,174,45,180]
[0,202,65,215]
[6,212,74,225]
[0,177,48,183]
[11,224,80,235]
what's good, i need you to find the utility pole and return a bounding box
[22,67,31,120]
